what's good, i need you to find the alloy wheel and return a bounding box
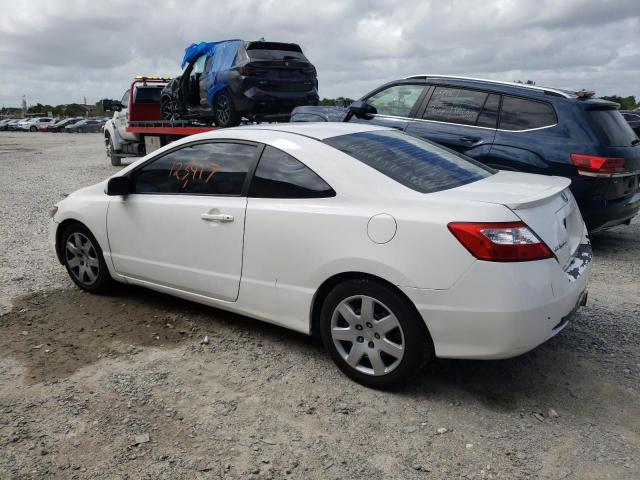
[216,95,231,125]
[65,232,100,286]
[330,295,405,376]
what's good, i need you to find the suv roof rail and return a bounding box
[405,74,573,99]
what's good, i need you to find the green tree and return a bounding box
[600,95,638,110]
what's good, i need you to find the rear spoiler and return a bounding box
[506,177,571,210]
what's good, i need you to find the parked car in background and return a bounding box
[621,110,640,136]
[47,117,84,132]
[65,118,107,133]
[160,40,319,127]
[4,119,23,131]
[0,118,19,130]
[292,75,640,232]
[38,118,60,131]
[16,117,55,132]
[50,123,591,388]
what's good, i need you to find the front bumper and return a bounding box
[401,241,592,360]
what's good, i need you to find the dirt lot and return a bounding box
[0,131,639,479]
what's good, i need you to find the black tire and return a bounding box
[61,223,114,294]
[105,135,122,166]
[29,126,37,132]
[77,127,83,133]
[214,91,241,128]
[160,95,181,120]
[320,278,433,389]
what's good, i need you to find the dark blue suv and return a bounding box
[292,75,640,232]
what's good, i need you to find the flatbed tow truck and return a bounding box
[103,77,220,166]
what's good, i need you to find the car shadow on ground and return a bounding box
[2,283,626,426]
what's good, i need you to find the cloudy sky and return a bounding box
[0,0,639,108]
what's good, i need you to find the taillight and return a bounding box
[448,222,553,262]
[302,67,316,76]
[570,153,625,177]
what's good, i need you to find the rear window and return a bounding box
[499,96,557,131]
[246,42,307,61]
[134,87,162,104]
[324,130,494,194]
[588,110,639,146]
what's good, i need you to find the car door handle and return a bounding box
[460,136,480,144]
[201,213,234,223]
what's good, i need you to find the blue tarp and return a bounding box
[180,40,242,106]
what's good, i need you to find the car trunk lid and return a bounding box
[443,171,584,268]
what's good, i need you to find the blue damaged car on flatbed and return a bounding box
[292,75,640,232]
[160,40,319,127]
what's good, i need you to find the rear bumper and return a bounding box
[571,174,640,231]
[235,86,319,115]
[400,242,591,359]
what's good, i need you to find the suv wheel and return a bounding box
[160,96,181,120]
[105,135,122,166]
[61,223,114,293]
[320,278,433,388]
[214,91,241,128]
[29,126,37,132]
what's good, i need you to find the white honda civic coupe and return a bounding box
[50,123,591,388]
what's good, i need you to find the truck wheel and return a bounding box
[105,136,122,166]
[214,91,241,128]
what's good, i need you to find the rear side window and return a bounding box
[499,96,556,131]
[367,85,425,117]
[423,87,488,126]
[588,110,639,147]
[134,88,162,104]
[249,146,335,198]
[134,142,257,195]
[324,130,493,194]
[476,94,501,128]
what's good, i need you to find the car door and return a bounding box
[406,86,498,162]
[349,83,427,131]
[107,140,261,301]
[117,90,137,141]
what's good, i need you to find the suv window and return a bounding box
[423,87,488,126]
[588,110,639,147]
[249,146,335,198]
[134,142,257,195]
[121,90,130,108]
[476,94,501,128]
[324,130,493,194]
[499,96,556,131]
[367,85,425,117]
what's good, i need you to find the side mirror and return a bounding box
[113,102,123,112]
[106,176,133,196]
[349,100,377,118]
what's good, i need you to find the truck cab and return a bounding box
[103,77,168,166]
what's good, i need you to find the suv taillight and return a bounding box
[448,222,553,262]
[570,153,625,177]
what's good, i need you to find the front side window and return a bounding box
[249,146,335,198]
[366,85,425,117]
[324,130,493,194]
[499,96,557,131]
[134,142,257,195]
[423,87,488,126]
[121,90,130,108]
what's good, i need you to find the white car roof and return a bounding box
[226,122,392,140]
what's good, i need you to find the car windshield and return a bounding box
[588,109,639,147]
[324,130,494,194]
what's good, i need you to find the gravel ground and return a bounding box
[0,131,638,479]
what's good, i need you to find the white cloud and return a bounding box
[0,0,638,108]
